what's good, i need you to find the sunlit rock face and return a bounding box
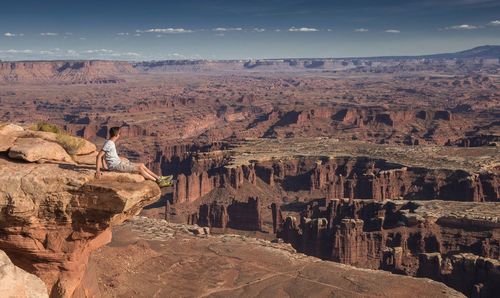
[0,124,160,297]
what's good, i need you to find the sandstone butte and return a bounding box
[0,123,468,298]
[0,124,161,297]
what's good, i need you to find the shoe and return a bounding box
[157,177,175,188]
[159,175,173,183]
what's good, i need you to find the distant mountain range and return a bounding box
[0,46,498,83]
[370,45,500,60]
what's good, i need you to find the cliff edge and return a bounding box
[0,124,161,297]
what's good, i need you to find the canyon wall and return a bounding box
[255,157,498,202]
[165,152,498,204]
[276,199,499,297]
[189,197,263,231]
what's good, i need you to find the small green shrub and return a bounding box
[56,134,86,155]
[30,122,61,134]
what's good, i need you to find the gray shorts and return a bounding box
[109,160,137,173]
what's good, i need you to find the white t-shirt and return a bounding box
[102,140,121,167]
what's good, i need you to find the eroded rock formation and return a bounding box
[0,124,161,297]
[163,146,498,204]
[257,157,498,202]
[276,199,500,297]
[190,197,263,231]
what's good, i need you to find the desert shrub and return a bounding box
[28,122,86,154]
[56,133,86,155]
[31,122,61,134]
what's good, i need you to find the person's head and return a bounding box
[109,126,121,139]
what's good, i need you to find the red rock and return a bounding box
[0,137,160,297]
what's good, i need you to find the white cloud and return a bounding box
[0,49,33,54]
[139,28,193,34]
[117,32,129,36]
[108,52,140,57]
[83,49,114,54]
[213,27,243,31]
[40,32,58,36]
[253,28,266,32]
[79,37,86,40]
[0,48,140,59]
[40,50,55,55]
[288,27,319,32]
[169,53,186,58]
[355,28,369,32]
[445,24,479,30]
[385,29,401,33]
[133,33,141,36]
[489,20,500,26]
[82,49,141,58]
[4,32,24,37]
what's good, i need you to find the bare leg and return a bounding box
[142,165,159,179]
[136,164,157,181]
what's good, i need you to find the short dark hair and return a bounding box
[109,126,121,138]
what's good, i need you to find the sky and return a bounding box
[0,0,499,61]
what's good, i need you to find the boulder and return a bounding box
[0,135,16,152]
[0,249,49,298]
[17,130,59,142]
[8,137,73,163]
[74,139,96,155]
[17,130,96,155]
[73,151,98,165]
[0,123,24,135]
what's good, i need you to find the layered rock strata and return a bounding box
[276,199,500,297]
[0,124,161,297]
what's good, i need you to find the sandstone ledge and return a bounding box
[0,128,161,297]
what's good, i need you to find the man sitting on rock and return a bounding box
[95,126,173,187]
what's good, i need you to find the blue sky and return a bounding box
[0,0,499,60]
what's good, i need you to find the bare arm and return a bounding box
[101,154,108,170]
[95,150,105,179]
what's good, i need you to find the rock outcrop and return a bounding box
[155,139,498,205]
[0,124,161,297]
[190,197,263,231]
[256,157,498,202]
[0,249,49,298]
[276,199,500,297]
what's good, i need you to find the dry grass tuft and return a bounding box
[30,122,61,134]
[56,134,86,155]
